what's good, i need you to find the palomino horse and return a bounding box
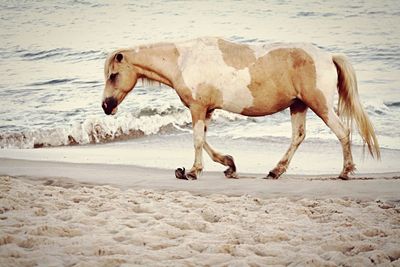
[102,37,380,180]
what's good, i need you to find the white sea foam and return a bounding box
[0,108,267,149]
[2,101,398,150]
[0,111,192,149]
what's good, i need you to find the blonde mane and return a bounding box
[105,47,165,88]
[140,77,161,87]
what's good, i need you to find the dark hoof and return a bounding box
[186,172,198,180]
[175,167,187,180]
[223,155,237,179]
[224,167,238,179]
[338,175,350,180]
[264,171,279,179]
[175,167,197,180]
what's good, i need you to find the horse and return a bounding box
[102,37,380,180]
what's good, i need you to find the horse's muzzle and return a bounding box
[102,97,118,115]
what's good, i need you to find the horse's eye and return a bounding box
[109,73,118,82]
[116,53,123,62]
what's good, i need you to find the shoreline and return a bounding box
[1,157,399,201]
[1,134,399,175]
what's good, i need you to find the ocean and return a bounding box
[1,0,399,153]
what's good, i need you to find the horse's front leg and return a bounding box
[203,110,237,179]
[175,105,206,180]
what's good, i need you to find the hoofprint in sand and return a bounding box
[1,176,399,267]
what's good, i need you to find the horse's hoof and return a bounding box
[186,172,198,180]
[175,167,198,180]
[338,174,350,180]
[265,171,279,179]
[224,168,238,179]
[175,167,187,180]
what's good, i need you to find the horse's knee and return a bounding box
[193,132,204,147]
[193,134,204,151]
[194,140,204,150]
[193,120,205,148]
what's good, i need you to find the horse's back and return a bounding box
[175,37,337,116]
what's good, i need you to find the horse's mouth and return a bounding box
[102,97,118,115]
[110,107,118,115]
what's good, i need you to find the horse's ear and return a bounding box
[116,53,123,62]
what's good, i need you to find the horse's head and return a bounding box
[102,50,138,115]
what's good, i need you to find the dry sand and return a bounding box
[1,173,400,267]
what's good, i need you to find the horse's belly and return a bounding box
[219,83,296,116]
[239,99,294,116]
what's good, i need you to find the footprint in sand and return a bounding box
[29,225,81,237]
[200,207,221,223]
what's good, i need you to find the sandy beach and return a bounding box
[1,155,400,266]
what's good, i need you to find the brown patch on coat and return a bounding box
[194,83,223,110]
[300,89,329,122]
[218,39,256,70]
[242,48,321,116]
[189,104,207,126]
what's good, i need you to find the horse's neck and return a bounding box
[129,43,180,88]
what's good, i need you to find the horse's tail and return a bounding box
[332,54,380,159]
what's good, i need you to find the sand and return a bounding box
[0,141,400,267]
[1,170,400,266]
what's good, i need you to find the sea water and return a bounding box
[0,0,399,153]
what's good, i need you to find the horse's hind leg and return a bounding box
[203,110,237,178]
[267,100,308,179]
[304,94,355,179]
[322,109,355,179]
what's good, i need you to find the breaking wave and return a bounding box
[0,111,190,149]
[0,108,253,149]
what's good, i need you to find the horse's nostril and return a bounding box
[102,97,118,115]
[101,102,109,113]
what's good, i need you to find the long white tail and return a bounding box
[333,54,380,159]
